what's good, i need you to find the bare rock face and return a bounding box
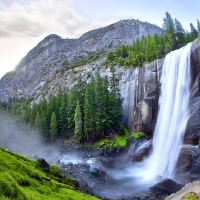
[0,19,162,133]
[184,33,200,145]
[0,19,161,101]
[0,20,199,142]
[119,59,162,133]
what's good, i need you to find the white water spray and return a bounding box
[145,43,192,180]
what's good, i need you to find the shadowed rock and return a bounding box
[37,158,49,172]
[150,178,184,195]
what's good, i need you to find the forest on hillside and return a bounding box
[103,12,200,67]
[0,12,199,144]
[0,67,124,142]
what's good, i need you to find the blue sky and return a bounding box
[0,0,199,78]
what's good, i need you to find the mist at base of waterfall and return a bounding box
[0,111,63,163]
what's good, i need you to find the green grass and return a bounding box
[0,147,99,200]
[131,132,145,138]
[94,132,144,151]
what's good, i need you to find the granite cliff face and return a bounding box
[0,19,161,131]
[0,19,161,101]
[0,20,199,139]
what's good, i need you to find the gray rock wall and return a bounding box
[0,20,199,140]
[119,59,163,134]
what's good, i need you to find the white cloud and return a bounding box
[0,0,116,78]
[0,0,116,38]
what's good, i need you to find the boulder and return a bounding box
[175,145,200,184]
[37,158,49,172]
[75,178,94,195]
[132,147,149,162]
[150,178,184,195]
[130,140,152,163]
[94,167,106,179]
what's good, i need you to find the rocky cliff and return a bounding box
[0,19,162,132]
[0,19,161,101]
[0,20,199,138]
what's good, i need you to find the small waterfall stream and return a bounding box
[143,42,192,180]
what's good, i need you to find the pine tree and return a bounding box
[50,112,58,141]
[74,100,83,141]
[95,71,107,136]
[109,66,122,130]
[29,103,38,126]
[190,23,198,40]
[59,91,68,135]
[34,112,42,134]
[163,12,176,51]
[67,76,86,129]
[84,76,96,141]
[175,18,185,48]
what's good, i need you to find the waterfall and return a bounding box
[137,43,192,181]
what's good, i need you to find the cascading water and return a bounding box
[142,42,192,180]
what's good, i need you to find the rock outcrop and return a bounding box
[0,19,162,133]
[0,21,200,142]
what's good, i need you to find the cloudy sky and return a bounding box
[0,0,199,78]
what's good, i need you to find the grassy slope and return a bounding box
[0,147,99,200]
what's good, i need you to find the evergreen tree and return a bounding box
[163,12,176,51]
[175,18,185,48]
[29,103,38,126]
[74,100,83,141]
[50,112,58,141]
[34,112,42,134]
[95,71,107,136]
[109,66,122,130]
[84,76,96,141]
[67,76,86,129]
[59,91,68,135]
[190,23,198,40]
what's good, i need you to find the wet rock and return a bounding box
[189,146,200,181]
[94,167,106,179]
[76,178,94,195]
[175,145,200,184]
[175,145,196,183]
[165,180,200,200]
[132,147,149,162]
[150,178,184,195]
[37,158,49,172]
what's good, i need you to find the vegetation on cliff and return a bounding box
[0,146,99,200]
[103,12,199,67]
[0,67,123,143]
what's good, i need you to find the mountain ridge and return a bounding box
[0,19,161,102]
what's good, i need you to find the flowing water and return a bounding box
[140,42,192,181]
[59,43,193,198]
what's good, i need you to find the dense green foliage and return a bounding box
[103,12,199,67]
[0,69,122,143]
[0,146,99,200]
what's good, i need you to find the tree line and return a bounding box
[103,12,200,67]
[0,67,123,142]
